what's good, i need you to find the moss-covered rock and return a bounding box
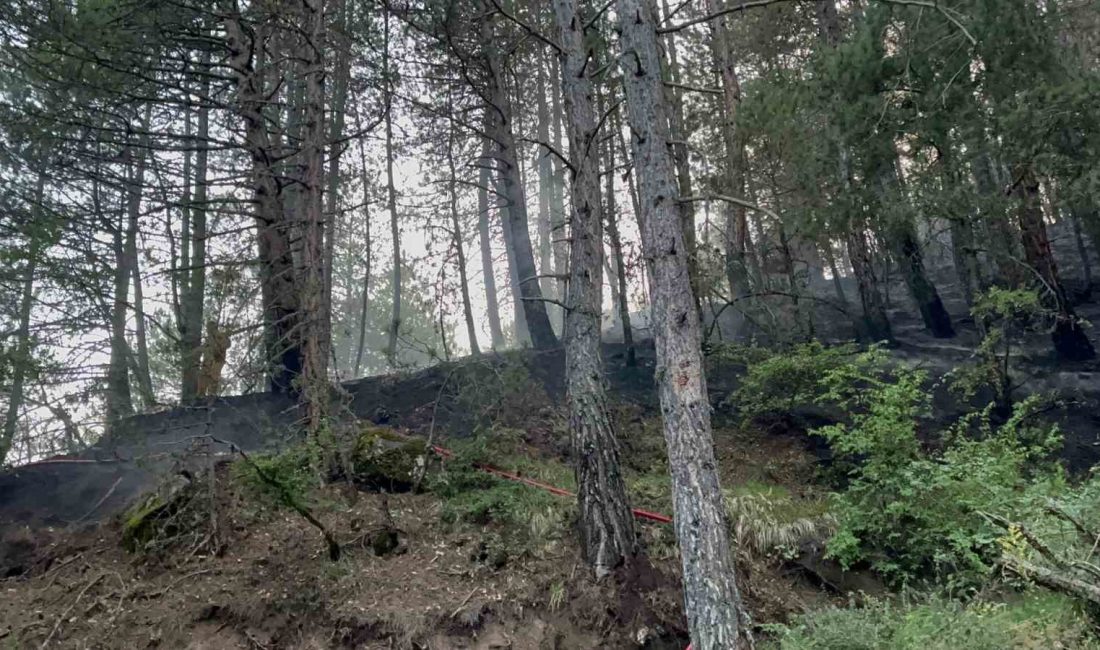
[349,427,427,491]
[120,475,192,553]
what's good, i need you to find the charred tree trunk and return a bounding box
[549,55,569,332]
[481,12,558,351]
[887,224,955,337]
[106,177,135,428]
[847,228,894,344]
[125,111,156,408]
[617,0,748,646]
[1013,165,1095,361]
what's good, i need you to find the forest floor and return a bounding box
[0,348,845,649]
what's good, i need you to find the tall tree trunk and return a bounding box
[707,0,751,302]
[478,132,506,350]
[2,173,46,464]
[972,150,1024,287]
[536,58,557,318]
[127,137,156,409]
[554,0,637,576]
[299,0,329,436]
[225,14,302,394]
[323,0,351,371]
[181,66,211,401]
[383,8,403,367]
[1069,207,1093,291]
[353,103,374,377]
[815,0,893,345]
[446,97,480,355]
[616,0,747,646]
[498,175,530,346]
[604,99,636,367]
[876,154,955,338]
[107,181,135,429]
[1013,165,1095,361]
[481,12,558,351]
[549,54,569,333]
[660,0,700,313]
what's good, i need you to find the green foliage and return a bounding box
[819,356,1063,586]
[724,342,867,423]
[427,429,574,556]
[232,445,316,510]
[765,592,1099,650]
[949,288,1046,405]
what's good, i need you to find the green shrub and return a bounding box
[232,444,316,508]
[818,355,1064,586]
[766,592,1098,650]
[724,342,869,423]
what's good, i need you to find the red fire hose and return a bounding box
[430,444,694,649]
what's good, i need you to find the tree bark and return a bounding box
[478,131,506,351]
[298,0,330,436]
[660,0,700,314]
[225,12,302,394]
[1013,165,1095,361]
[549,55,570,334]
[353,103,374,377]
[481,12,558,351]
[323,0,351,371]
[706,0,751,302]
[181,64,211,401]
[604,99,636,367]
[126,107,156,408]
[616,0,748,646]
[446,96,480,355]
[383,7,403,367]
[536,58,558,322]
[554,0,637,577]
[1,173,46,464]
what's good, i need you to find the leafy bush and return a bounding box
[724,342,868,423]
[818,352,1063,586]
[766,592,1098,650]
[232,444,316,508]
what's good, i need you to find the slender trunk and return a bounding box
[478,133,506,350]
[446,101,480,355]
[481,12,558,351]
[498,176,530,346]
[1069,207,1093,290]
[299,0,329,436]
[178,102,197,399]
[323,0,351,371]
[824,243,849,306]
[616,0,747,646]
[549,54,569,332]
[182,67,211,400]
[536,58,557,313]
[604,102,636,366]
[107,181,135,428]
[353,104,374,377]
[123,105,155,408]
[554,0,637,576]
[972,150,1023,287]
[2,174,46,464]
[383,9,402,367]
[1013,165,1095,361]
